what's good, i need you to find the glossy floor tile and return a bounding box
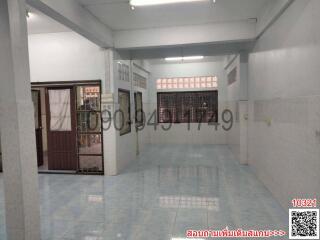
[0,145,288,240]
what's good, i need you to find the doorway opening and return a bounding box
[31,81,104,175]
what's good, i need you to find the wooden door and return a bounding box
[46,87,77,170]
[32,90,43,166]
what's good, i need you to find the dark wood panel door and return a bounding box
[32,90,44,166]
[46,87,77,171]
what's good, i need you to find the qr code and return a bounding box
[289,209,319,239]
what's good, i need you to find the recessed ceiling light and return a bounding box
[130,0,208,7]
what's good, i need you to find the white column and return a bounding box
[102,49,118,175]
[0,0,41,239]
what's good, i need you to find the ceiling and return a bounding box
[27,7,70,35]
[76,0,270,30]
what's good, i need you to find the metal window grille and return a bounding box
[157,91,218,123]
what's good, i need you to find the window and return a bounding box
[228,67,237,85]
[134,92,144,127]
[133,73,147,89]
[118,89,131,135]
[48,89,72,131]
[118,62,130,82]
[157,91,218,123]
[157,76,217,90]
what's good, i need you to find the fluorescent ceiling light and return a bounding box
[130,0,207,7]
[165,56,204,62]
[165,57,183,61]
[183,56,204,61]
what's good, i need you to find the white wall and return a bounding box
[149,61,228,145]
[28,31,106,85]
[27,32,151,176]
[112,52,151,174]
[225,54,248,164]
[114,58,136,174]
[225,56,241,162]
[255,0,293,36]
[248,0,320,209]
[28,31,112,174]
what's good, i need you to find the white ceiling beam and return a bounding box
[256,0,294,38]
[114,20,256,49]
[27,0,113,47]
[117,41,255,60]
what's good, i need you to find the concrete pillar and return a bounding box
[0,0,41,239]
[102,49,118,175]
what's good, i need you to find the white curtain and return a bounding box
[49,89,71,131]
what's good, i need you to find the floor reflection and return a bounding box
[160,196,219,211]
[0,145,288,240]
[87,195,104,203]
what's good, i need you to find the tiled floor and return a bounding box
[0,145,288,240]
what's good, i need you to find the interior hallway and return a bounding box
[0,145,287,240]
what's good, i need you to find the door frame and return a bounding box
[32,89,44,167]
[118,88,132,136]
[31,80,104,175]
[134,91,143,156]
